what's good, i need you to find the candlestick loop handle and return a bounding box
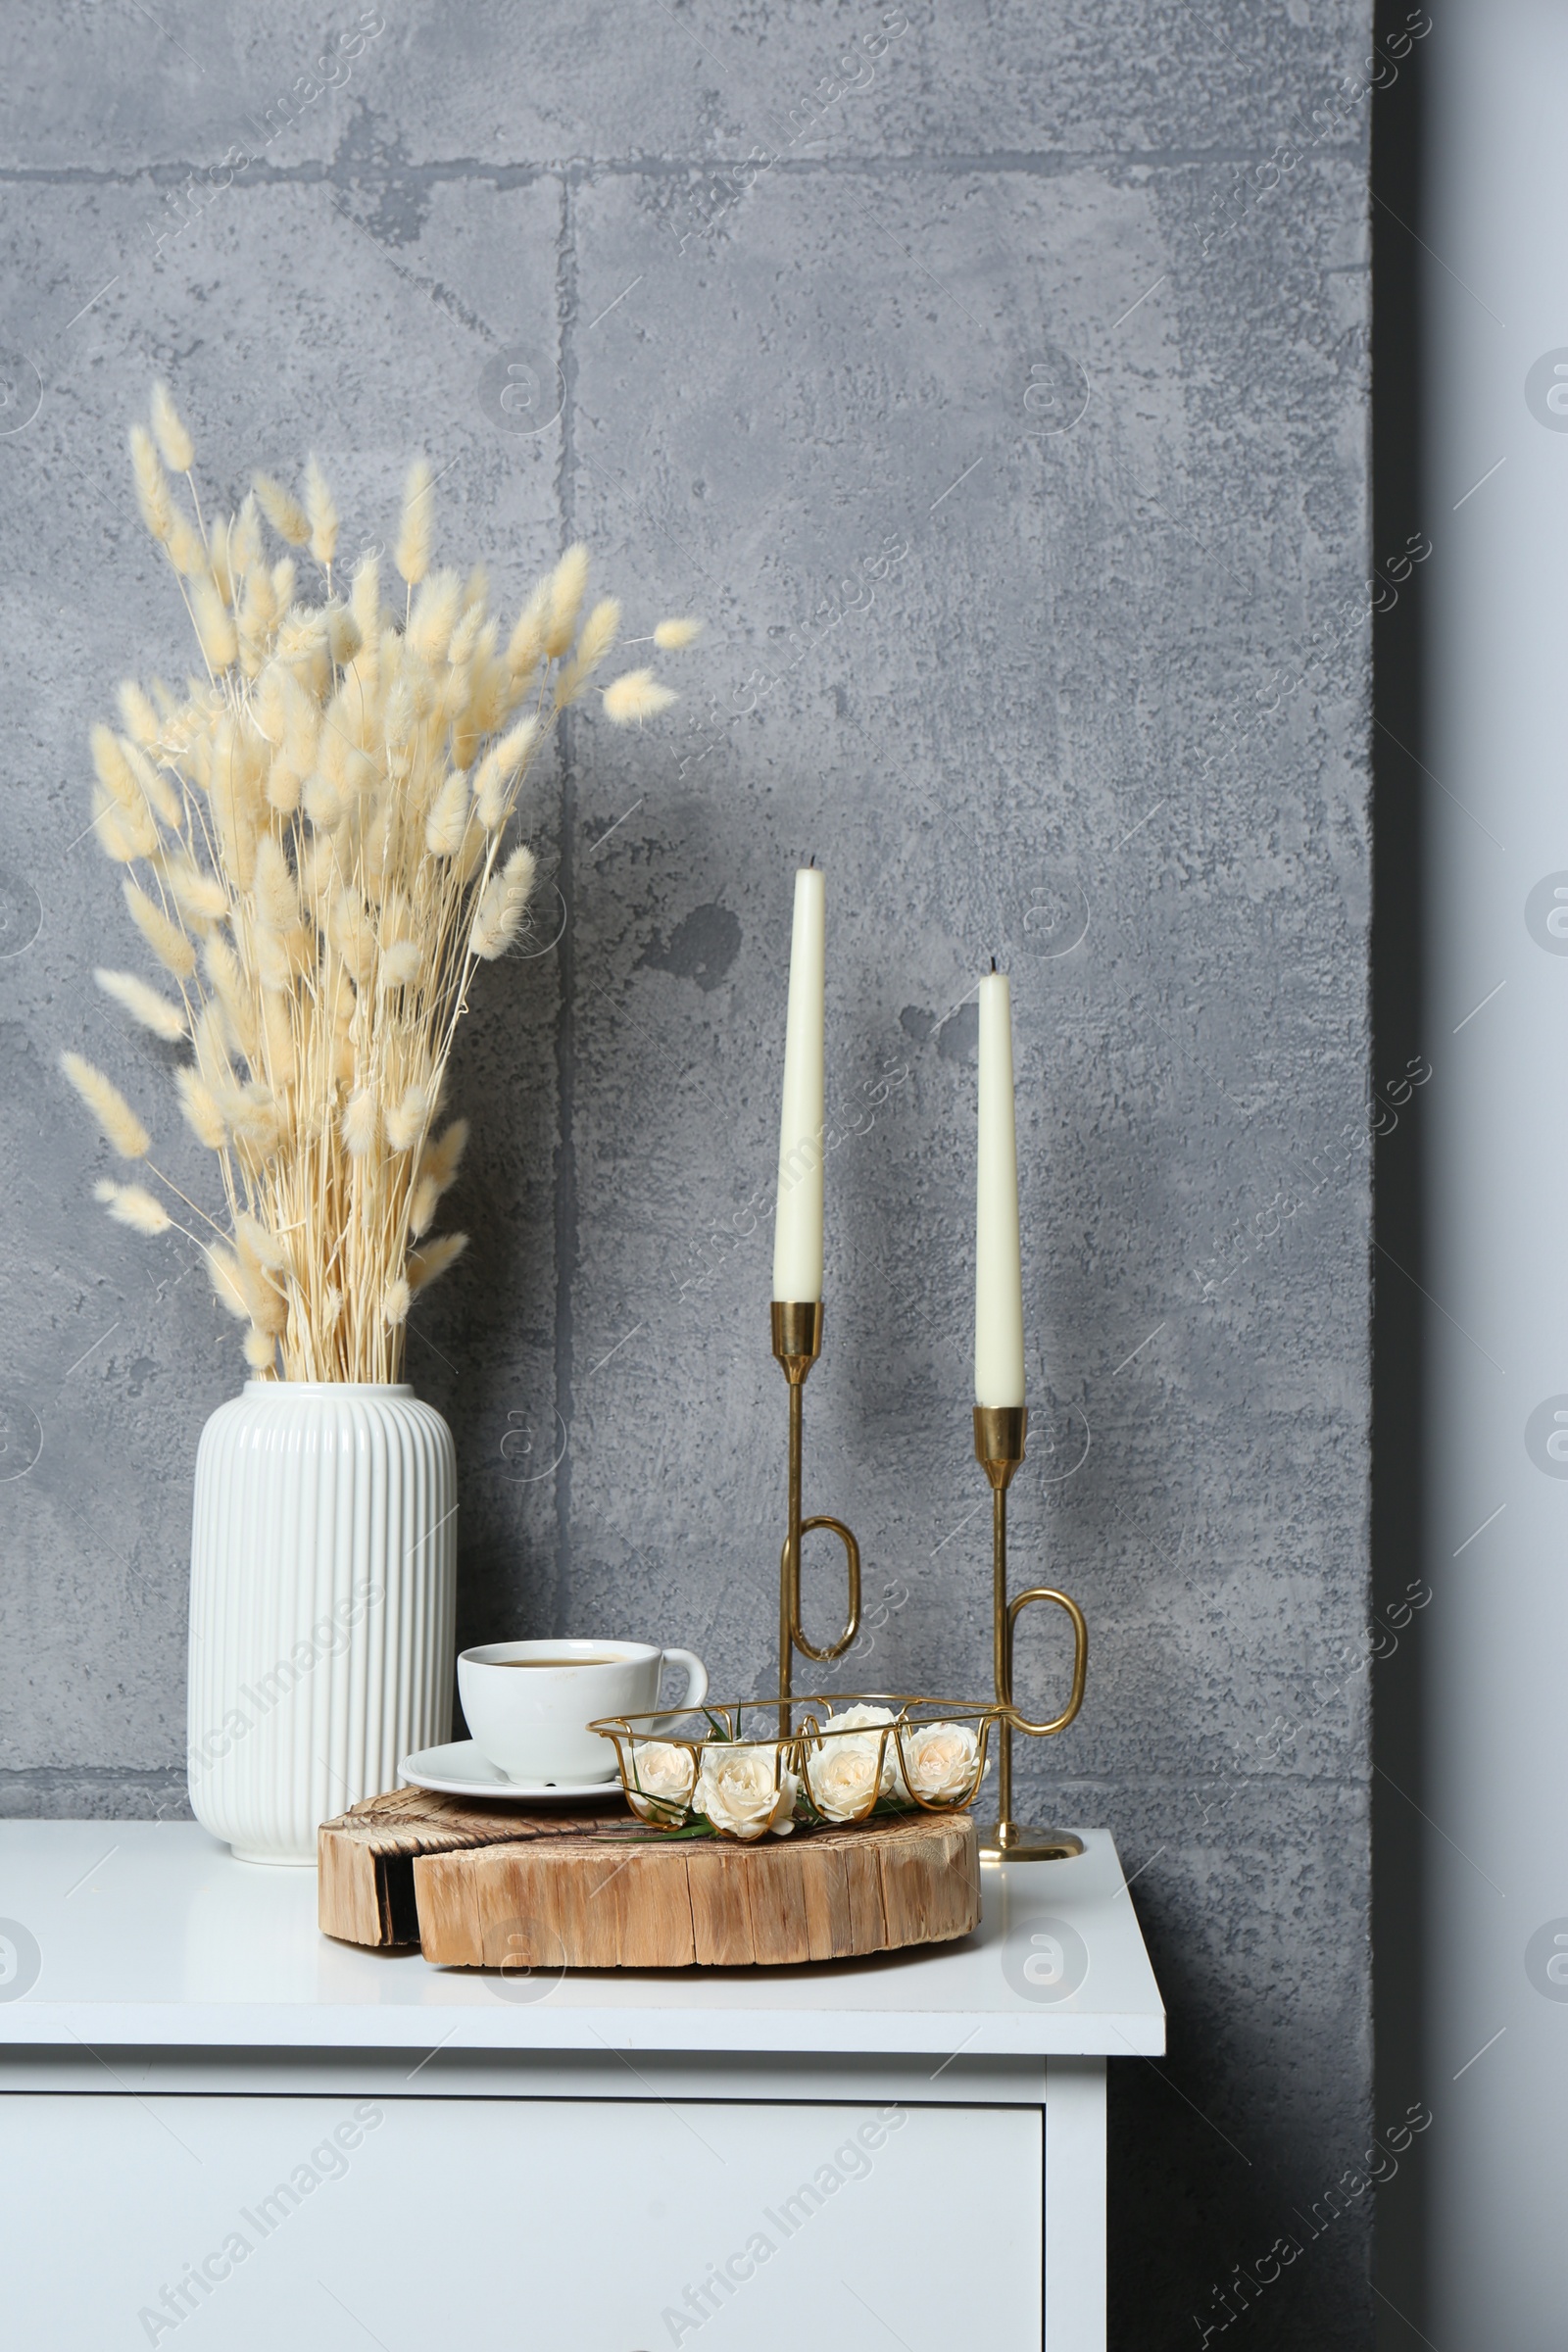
[1004,1585,1088,1737]
[783,1513,862,1662]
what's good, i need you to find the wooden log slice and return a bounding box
[415,1808,981,1970]
[319,1787,981,1967]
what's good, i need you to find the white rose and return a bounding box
[805,1734,885,1823]
[624,1740,697,1823]
[695,1742,797,1840]
[899,1719,986,1805]
[808,1712,893,1815]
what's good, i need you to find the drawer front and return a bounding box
[2,2092,1042,2348]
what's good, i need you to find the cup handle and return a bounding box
[657,1648,709,1724]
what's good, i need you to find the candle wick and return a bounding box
[990,955,997,972]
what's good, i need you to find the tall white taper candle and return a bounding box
[975,966,1026,1406]
[772,865,826,1300]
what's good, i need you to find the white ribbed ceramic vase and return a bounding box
[186,1382,456,1864]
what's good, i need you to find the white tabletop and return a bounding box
[0,1821,1164,2059]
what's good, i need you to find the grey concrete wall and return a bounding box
[0,5,1372,2341]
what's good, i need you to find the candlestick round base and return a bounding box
[976,1820,1085,1863]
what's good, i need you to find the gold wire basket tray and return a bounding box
[587,1691,1001,1842]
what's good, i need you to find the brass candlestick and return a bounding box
[772,1300,862,1734]
[973,1403,1088,1862]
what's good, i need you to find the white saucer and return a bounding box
[398,1740,625,1802]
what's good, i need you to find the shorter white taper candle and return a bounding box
[772,865,826,1300]
[975,967,1026,1406]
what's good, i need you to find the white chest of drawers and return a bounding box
[0,1822,1162,2351]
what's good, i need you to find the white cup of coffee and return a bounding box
[457,1638,709,1786]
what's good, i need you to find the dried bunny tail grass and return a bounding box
[162,856,228,923]
[167,513,208,577]
[230,494,264,579]
[296,830,340,910]
[201,935,260,1064]
[122,877,197,980]
[472,717,538,829]
[409,569,462,663]
[385,1080,433,1153]
[408,1172,441,1238]
[381,671,414,760]
[544,543,590,659]
[91,723,148,819]
[235,1215,290,1336]
[252,834,299,932]
[254,471,310,548]
[408,1232,467,1292]
[208,515,237,606]
[556,597,620,704]
[221,1081,281,1163]
[175,1063,227,1151]
[129,424,173,544]
[448,594,487,667]
[93,725,176,843]
[116,680,163,747]
[83,408,682,1381]
[94,1177,172,1236]
[330,888,376,984]
[254,660,297,754]
[192,1000,235,1088]
[602,667,677,725]
[506,576,551,674]
[468,842,536,960]
[149,381,195,475]
[60,1053,150,1159]
[394,457,433,589]
[236,568,278,672]
[418,1115,469,1193]
[342,1086,379,1157]
[303,455,339,570]
[377,885,416,949]
[260,990,297,1084]
[351,549,381,643]
[235,1209,289,1277]
[653,616,704,650]
[576,595,620,666]
[252,918,303,1000]
[120,737,182,830]
[93,966,186,1042]
[303,772,343,829]
[206,1244,250,1321]
[265,760,301,818]
[93,787,158,863]
[377,940,422,994]
[189,575,238,673]
[424,768,470,858]
[323,604,361,664]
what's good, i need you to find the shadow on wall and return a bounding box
[1370,0,1430,2339]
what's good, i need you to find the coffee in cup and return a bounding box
[457,1638,708,1785]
